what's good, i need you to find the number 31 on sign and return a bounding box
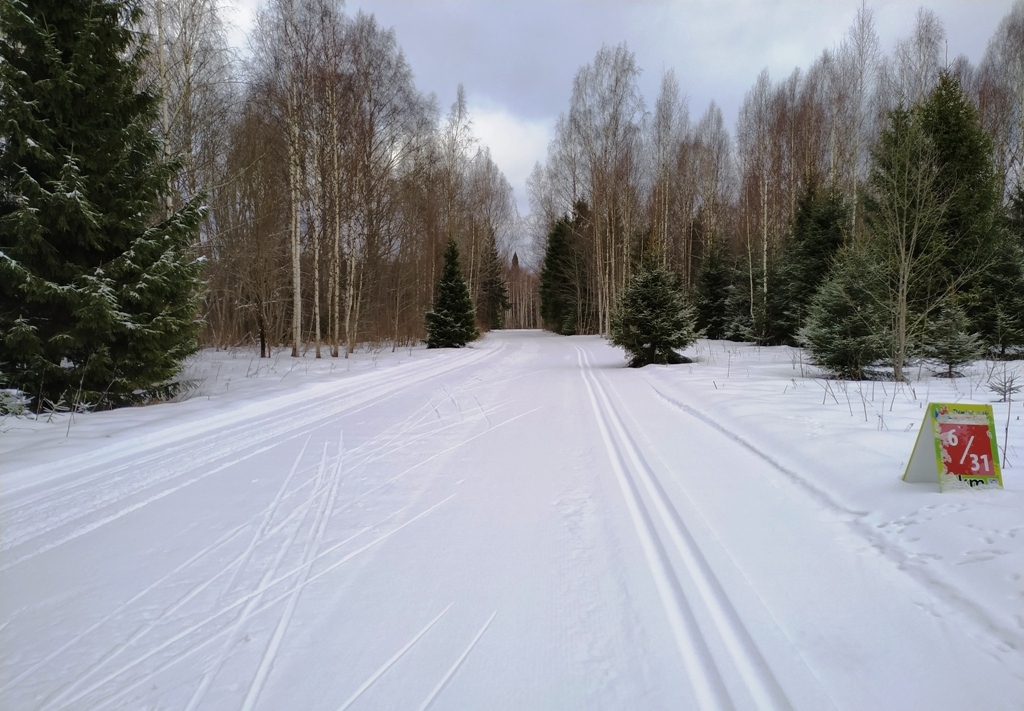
[903,403,1003,491]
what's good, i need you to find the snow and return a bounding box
[1,332,1021,710]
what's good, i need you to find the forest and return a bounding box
[136,0,531,357]
[535,3,1024,380]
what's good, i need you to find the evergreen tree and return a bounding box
[0,0,204,409]
[692,241,732,340]
[1009,183,1024,251]
[982,187,1024,356]
[924,299,983,378]
[476,236,509,331]
[919,72,1015,353]
[964,237,1024,357]
[722,258,757,343]
[539,217,574,334]
[539,209,593,335]
[425,240,477,348]
[610,262,700,367]
[773,180,850,344]
[800,246,887,380]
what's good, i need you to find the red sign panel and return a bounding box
[938,423,996,477]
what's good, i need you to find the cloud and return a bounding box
[468,103,554,217]
[222,0,262,53]
[219,0,1015,219]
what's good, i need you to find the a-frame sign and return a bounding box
[903,403,1003,492]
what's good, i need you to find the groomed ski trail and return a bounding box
[575,344,802,711]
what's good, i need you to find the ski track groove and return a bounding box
[648,383,864,518]
[10,340,533,708]
[0,517,253,695]
[241,435,344,711]
[39,443,332,711]
[577,344,802,711]
[55,495,457,710]
[417,611,498,711]
[0,344,502,565]
[0,448,334,696]
[336,603,455,711]
[183,438,317,711]
[0,432,333,573]
[37,403,489,704]
[4,344,498,503]
[574,345,735,711]
[582,349,794,711]
[649,376,1024,660]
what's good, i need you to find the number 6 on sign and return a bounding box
[903,403,1003,492]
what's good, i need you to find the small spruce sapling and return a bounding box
[799,246,887,380]
[924,300,983,378]
[611,263,701,367]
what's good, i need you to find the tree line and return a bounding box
[1,0,535,409]
[537,2,1024,380]
[143,0,531,358]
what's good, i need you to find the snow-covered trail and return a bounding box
[1,332,1020,710]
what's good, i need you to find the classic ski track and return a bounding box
[647,382,864,519]
[336,604,455,711]
[0,343,502,567]
[573,345,733,711]
[417,610,498,711]
[648,376,1024,659]
[576,344,794,711]
[76,495,457,711]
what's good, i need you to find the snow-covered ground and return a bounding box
[1,331,1021,710]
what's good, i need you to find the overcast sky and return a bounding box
[222,1,1015,217]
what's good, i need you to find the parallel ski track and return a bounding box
[648,375,1023,659]
[36,441,332,711]
[0,343,501,570]
[184,438,330,711]
[49,494,458,710]
[417,610,497,711]
[574,344,792,711]
[76,399,529,709]
[0,442,316,697]
[336,604,455,711]
[5,387,514,704]
[240,436,344,711]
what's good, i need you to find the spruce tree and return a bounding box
[964,238,1024,357]
[800,246,887,380]
[924,300,983,378]
[920,73,1021,354]
[693,242,732,340]
[425,240,477,348]
[476,237,509,331]
[0,0,204,409]
[610,262,700,367]
[539,214,587,335]
[1010,183,1024,250]
[774,180,850,344]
